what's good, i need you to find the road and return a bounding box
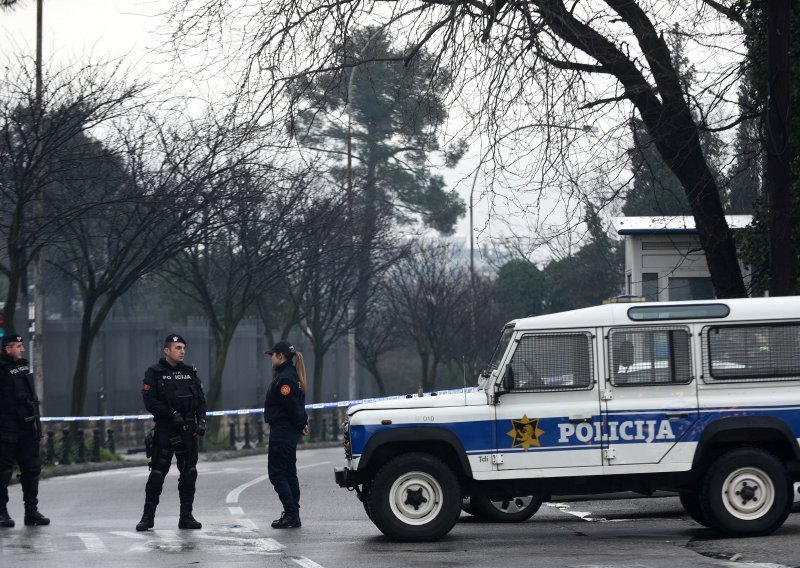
[1,446,799,567]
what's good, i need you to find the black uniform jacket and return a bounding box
[0,354,37,441]
[264,361,308,432]
[142,358,207,427]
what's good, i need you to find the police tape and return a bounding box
[39,387,479,422]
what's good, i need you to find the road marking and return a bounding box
[546,502,604,522]
[291,556,327,568]
[195,533,284,553]
[226,474,269,503]
[228,506,244,515]
[67,532,107,552]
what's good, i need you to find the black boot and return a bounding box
[178,503,202,529]
[24,506,50,526]
[0,504,14,528]
[271,510,301,529]
[0,470,13,527]
[136,501,157,532]
[20,475,49,526]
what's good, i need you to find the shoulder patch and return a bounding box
[142,383,151,391]
[280,384,291,396]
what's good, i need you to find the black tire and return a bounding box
[361,480,376,522]
[368,452,462,542]
[699,448,792,536]
[468,494,544,523]
[679,492,711,527]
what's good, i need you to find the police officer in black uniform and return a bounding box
[264,340,308,529]
[136,334,207,531]
[0,333,49,528]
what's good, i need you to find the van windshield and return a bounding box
[481,325,515,385]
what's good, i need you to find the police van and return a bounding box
[334,297,800,541]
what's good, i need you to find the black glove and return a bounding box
[195,420,206,437]
[172,411,186,431]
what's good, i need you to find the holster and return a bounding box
[145,429,155,459]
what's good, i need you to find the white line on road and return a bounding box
[291,556,327,568]
[228,506,244,515]
[67,532,108,553]
[225,461,331,504]
[226,474,268,503]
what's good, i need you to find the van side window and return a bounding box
[608,326,692,386]
[703,324,800,382]
[509,333,593,392]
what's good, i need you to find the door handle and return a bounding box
[666,412,689,420]
[569,416,592,424]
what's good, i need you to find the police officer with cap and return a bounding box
[264,340,309,529]
[136,334,207,531]
[0,333,49,528]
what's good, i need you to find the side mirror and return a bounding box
[502,364,515,391]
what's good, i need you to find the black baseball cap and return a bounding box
[1,333,23,347]
[164,334,187,346]
[266,340,295,356]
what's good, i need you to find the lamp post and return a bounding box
[31,0,45,409]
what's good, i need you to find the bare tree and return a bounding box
[160,163,316,413]
[166,0,758,298]
[0,56,144,334]
[386,239,471,391]
[49,108,265,416]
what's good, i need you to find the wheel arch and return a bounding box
[358,427,473,479]
[694,416,800,469]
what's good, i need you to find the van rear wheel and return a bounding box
[699,448,792,536]
[467,494,543,523]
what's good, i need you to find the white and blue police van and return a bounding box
[335,297,800,541]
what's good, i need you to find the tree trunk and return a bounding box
[311,345,326,439]
[766,0,792,295]
[69,302,97,416]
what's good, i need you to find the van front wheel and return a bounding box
[368,453,461,542]
[700,448,792,536]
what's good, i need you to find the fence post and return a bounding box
[106,429,115,454]
[92,428,101,462]
[243,421,252,449]
[332,408,339,441]
[229,421,236,450]
[45,430,55,464]
[76,429,86,463]
[60,428,71,465]
[257,420,264,446]
[322,417,328,442]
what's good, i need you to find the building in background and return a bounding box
[613,216,753,302]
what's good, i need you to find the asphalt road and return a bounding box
[1,446,799,567]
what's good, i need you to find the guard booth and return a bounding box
[612,216,753,301]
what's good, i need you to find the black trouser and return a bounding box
[267,423,301,513]
[144,423,199,506]
[0,424,42,508]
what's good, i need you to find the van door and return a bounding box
[495,330,603,470]
[602,325,699,466]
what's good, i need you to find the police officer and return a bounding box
[0,333,49,528]
[136,334,207,531]
[264,340,309,529]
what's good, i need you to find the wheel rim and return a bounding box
[488,496,535,515]
[388,471,443,526]
[720,466,775,520]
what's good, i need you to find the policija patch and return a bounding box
[506,415,544,451]
[280,385,291,396]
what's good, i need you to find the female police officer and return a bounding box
[264,340,308,529]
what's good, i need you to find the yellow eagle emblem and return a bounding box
[506,415,544,451]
